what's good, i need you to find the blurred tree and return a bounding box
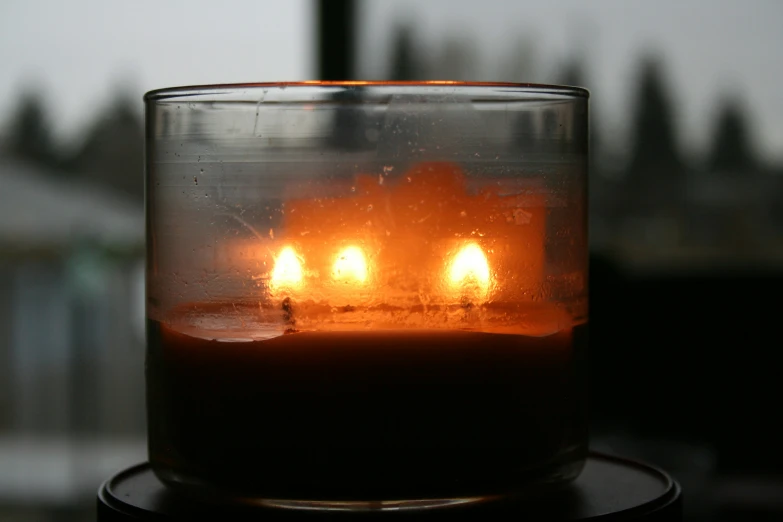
[329,87,374,151]
[543,58,591,161]
[4,90,59,168]
[433,35,478,80]
[706,98,757,173]
[627,57,682,178]
[508,38,540,145]
[558,58,603,167]
[389,25,422,81]
[65,95,144,203]
[559,58,585,89]
[500,36,538,83]
[558,58,590,127]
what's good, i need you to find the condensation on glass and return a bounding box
[144,82,589,509]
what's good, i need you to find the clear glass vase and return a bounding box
[144,82,589,510]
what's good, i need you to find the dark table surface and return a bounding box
[97,452,681,521]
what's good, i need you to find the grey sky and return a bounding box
[1,0,782,162]
[0,0,313,144]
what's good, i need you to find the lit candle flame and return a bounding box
[449,243,490,298]
[271,246,303,288]
[332,246,368,284]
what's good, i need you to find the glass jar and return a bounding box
[144,82,588,510]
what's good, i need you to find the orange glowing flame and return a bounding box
[332,246,368,284]
[271,246,303,288]
[449,243,490,298]
[282,161,546,305]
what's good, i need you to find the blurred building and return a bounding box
[0,158,145,510]
[590,170,783,272]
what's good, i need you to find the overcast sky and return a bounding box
[0,0,313,145]
[1,0,782,162]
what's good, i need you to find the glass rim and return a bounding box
[144,81,589,102]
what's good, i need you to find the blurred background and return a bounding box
[1,0,781,520]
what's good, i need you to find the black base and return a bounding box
[97,452,681,521]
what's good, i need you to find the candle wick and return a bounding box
[281,297,298,334]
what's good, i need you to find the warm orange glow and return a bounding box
[332,246,368,284]
[282,162,546,306]
[449,243,490,297]
[271,246,303,288]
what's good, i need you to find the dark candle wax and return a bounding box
[146,309,587,501]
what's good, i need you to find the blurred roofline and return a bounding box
[0,156,143,253]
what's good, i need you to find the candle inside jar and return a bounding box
[146,163,587,501]
[147,304,586,501]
